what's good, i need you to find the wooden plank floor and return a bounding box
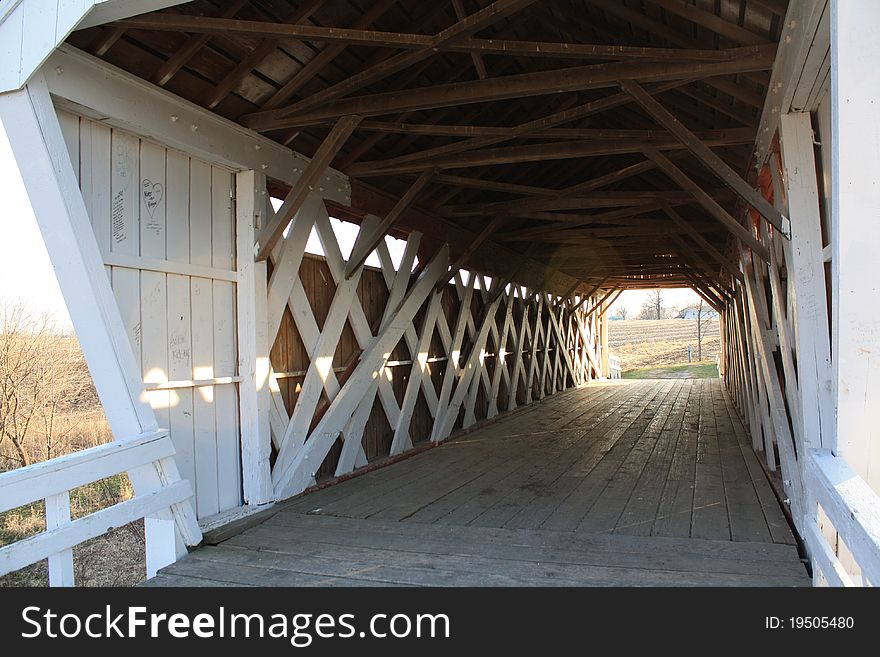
[149,379,809,587]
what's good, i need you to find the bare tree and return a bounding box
[0,302,96,469]
[615,305,629,320]
[694,299,713,361]
[637,289,665,319]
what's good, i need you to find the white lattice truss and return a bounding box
[719,111,880,587]
[258,186,609,500]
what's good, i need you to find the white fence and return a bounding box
[803,449,880,586]
[0,430,193,585]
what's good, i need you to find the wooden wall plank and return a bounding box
[212,167,242,512]
[189,159,219,518]
[139,139,171,461]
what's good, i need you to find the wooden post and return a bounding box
[600,298,610,378]
[0,72,201,577]
[45,492,74,586]
[779,112,833,452]
[235,171,273,506]
[830,0,880,488]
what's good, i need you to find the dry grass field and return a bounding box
[609,318,720,372]
[0,303,146,587]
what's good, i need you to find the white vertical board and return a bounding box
[211,167,242,512]
[139,140,170,449]
[165,150,196,492]
[80,119,112,274]
[779,112,833,453]
[831,0,880,491]
[109,129,141,367]
[56,110,79,183]
[235,170,273,505]
[189,159,219,518]
[65,112,243,519]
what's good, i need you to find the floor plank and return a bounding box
[150,379,807,587]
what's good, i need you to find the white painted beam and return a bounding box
[235,170,273,506]
[831,0,880,489]
[272,245,450,499]
[78,1,189,30]
[44,47,350,205]
[779,112,833,452]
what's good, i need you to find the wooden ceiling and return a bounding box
[66,0,788,303]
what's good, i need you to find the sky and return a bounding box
[0,119,700,332]
[615,288,702,319]
[0,121,72,329]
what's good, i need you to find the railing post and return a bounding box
[45,492,74,586]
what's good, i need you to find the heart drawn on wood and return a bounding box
[142,179,164,219]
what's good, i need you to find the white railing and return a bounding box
[0,430,193,585]
[609,354,622,379]
[802,449,880,587]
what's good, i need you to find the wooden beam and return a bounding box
[703,76,765,110]
[242,47,776,129]
[335,121,756,141]
[47,47,350,207]
[830,0,880,477]
[562,158,661,194]
[684,273,725,313]
[89,27,126,57]
[234,170,273,505]
[583,287,619,317]
[343,168,434,278]
[452,0,487,79]
[430,173,558,196]
[443,188,735,216]
[200,0,326,110]
[350,82,688,175]
[359,81,691,176]
[675,86,757,127]
[283,0,540,116]
[644,0,769,46]
[573,278,610,311]
[255,115,360,261]
[448,37,738,61]
[261,0,399,111]
[350,133,754,177]
[115,13,758,62]
[644,148,769,261]
[445,216,506,284]
[620,80,789,236]
[662,204,743,282]
[347,182,586,296]
[670,234,732,296]
[599,290,624,318]
[497,204,676,241]
[779,111,833,451]
[115,14,439,47]
[150,0,250,87]
[583,0,769,103]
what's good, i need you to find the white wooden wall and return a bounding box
[57,109,242,519]
[0,1,189,93]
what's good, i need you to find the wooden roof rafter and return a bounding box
[64,0,789,294]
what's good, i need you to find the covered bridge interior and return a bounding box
[0,0,877,587]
